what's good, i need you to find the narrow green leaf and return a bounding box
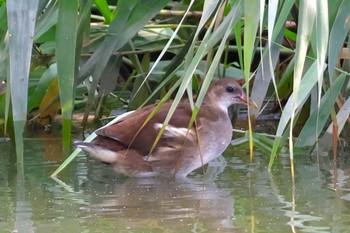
[162,1,243,132]
[314,0,329,148]
[328,0,350,79]
[295,74,346,147]
[250,26,284,117]
[78,0,170,125]
[95,0,112,23]
[243,0,259,156]
[134,0,197,98]
[7,0,39,162]
[79,0,170,81]
[277,62,319,136]
[262,0,294,114]
[28,63,57,112]
[318,96,350,151]
[243,0,259,81]
[34,0,58,40]
[195,1,243,111]
[233,21,243,69]
[269,61,319,166]
[56,0,79,148]
[271,0,294,41]
[289,0,316,157]
[129,52,151,110]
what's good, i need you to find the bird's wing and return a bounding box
[95,101,194,154]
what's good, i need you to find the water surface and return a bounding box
[0,138,349,233]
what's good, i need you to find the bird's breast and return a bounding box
[197,116,233,161]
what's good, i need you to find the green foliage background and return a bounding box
[0,0,349,166]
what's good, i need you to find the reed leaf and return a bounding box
[295,73,346,147]
[243,0,259,157]
[34,0,58,40]
[7,0,39,162]
[28,63,57,112]
[318,96,350,152]
[78,0,170,126]
[162,0,242,133]
[269,61,319,167]
[134,0,196,99]
[314,0,329,150]
[288,0,316,161]
[95,0,113,23]
[251,27,284,117]
[56,0,79,148]
[328,0,350,80]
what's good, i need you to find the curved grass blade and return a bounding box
[78,0,170,126]
[28,63,57,112]
[95,0,113,23]
[250,26,284,117]
[133,0,197,98]
[195,1,243,115]
[78,0,171,81]
[295,73,346,147]
[269,61,319,168]
[162,1,242,133]
[34,0,58,40]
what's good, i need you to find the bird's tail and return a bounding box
[74,141,118,164]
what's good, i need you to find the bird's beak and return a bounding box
[238,94,258,108]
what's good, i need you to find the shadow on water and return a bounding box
[0,137,350,232]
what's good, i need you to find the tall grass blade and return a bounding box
[78,0,171,81]
[315,0,329,151]
[195,2,243,112]
[261,0,294,116]
[318,96,350,152]
[328,0,350,79]
[56,0,79,148]
[7,0,39,162]
[95,0,113,23]
[78,0,170,125]
[134,0,197,98]
[251,27,284,117]
[161,1,243,133]
[243,0,259,157]
[295,74,346,147]
[289,0,316,160]
[269,61,319,167]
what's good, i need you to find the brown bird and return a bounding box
[75,78,253,177]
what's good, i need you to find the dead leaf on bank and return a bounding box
[36,78,61,126]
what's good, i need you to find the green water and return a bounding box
[0,138,349,233]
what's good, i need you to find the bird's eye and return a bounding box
[226,86,235,93]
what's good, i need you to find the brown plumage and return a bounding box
[75,78,253,177]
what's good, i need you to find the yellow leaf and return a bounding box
[37,78,60,126]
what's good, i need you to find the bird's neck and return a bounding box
[203,92,229,114]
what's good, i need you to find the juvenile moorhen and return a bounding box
[75,78,253,177]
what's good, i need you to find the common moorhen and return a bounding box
[75,78,253,177]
